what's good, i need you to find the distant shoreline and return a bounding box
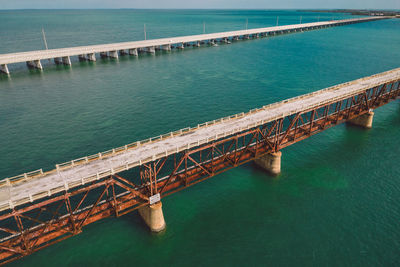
[303,9,400,17]
[0,8,399,13]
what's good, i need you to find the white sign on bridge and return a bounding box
[149,193,160,205]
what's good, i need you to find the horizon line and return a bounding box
[0,8,398,11]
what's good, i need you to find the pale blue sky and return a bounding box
[0,0,398,10]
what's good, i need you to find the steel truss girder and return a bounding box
[0,80,399,265]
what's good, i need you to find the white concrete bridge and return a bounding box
[0,16,388,75]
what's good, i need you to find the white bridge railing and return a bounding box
[0,67,399,211]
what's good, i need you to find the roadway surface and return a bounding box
[1,67,399,212]
[0,16,388,65]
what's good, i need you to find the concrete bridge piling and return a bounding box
[138,202,166,232]
[54,57,62,65]
[0,16,387,75]
[129,48,139,56]
[87,53,96,61]
[0,68,398,263]
[146,46,156,54]
[26,60,43,70]
[62,56,71,65]
[108,50,118,59]
[118,50,128,56]
[255,151,282,176]
[162,44,172,51]
[348,110,375,128]
[255,109,377,177]
[78,54,86,61]
[0,64,9,75]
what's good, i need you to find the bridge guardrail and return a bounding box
[0,69,398,211]
[0,16,387,65]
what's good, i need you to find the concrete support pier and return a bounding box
[255,151,282,176]
[26,60,43,70]
[54,58,62,65]
[0,64,9,75]
[348,110,374,128]
[138,201,166,232]
[78,55,86,61]
[146,47,156,54]
[87,53,96,62]
[161,44,171,51]
[0,17,388,76]
[62,56,71,66]
[129,48,138,56]
[108,51,118,59]
[119,50,127,56]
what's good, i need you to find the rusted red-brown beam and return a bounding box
[1,82,399,265]
[0,179,147,264]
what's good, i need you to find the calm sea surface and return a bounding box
[0,9,399,266]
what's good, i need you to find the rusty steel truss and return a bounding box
[0,80,399,264]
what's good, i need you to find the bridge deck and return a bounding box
[0,16,387,65]
[1,67,399,211]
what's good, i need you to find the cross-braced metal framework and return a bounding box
[0,80,399,265]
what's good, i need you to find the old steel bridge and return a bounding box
[0,68,399,264]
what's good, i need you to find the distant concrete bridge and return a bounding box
[0,16,388,75]
[0,67,399,264]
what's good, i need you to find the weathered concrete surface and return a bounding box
[0,68,399,212]
[138,202,166,232]
[0,64,9,75]
[62,56,71,65]
[87,53,96,62]
[0,16,387,67]
[26,60,43,70]
[255,152,282,175]
[349,110,374,128]
[108,51,118,59]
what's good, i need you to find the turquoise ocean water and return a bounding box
[0,9,399,266]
